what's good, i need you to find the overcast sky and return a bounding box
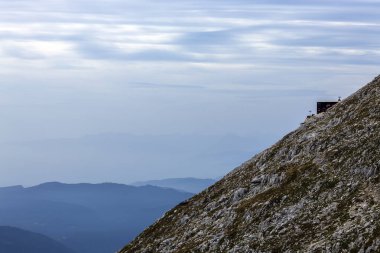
[0,0,379,185]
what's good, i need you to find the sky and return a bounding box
[0,0,379,186]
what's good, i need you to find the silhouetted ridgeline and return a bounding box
[120,75,380,252]
[0,182,192,253]
[0,226,75,253]
[132,178,216,193]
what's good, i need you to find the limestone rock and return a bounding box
[119,75,380,253]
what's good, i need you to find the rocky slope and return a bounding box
[119,75,380,253]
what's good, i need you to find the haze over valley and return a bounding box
[1,0,379,252]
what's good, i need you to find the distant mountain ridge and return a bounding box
[0,226,75,253]
[132,178,216,193]
[120,76,380,252]
[0,133,270,186]
[0,182,192,253]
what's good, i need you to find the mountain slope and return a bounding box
[132,178,216,193]
[0,226,75,253]
[120,75,380,253]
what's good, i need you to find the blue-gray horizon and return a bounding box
[0,0,379,185]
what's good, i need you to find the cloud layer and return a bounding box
[1,0,379,66]
[1,0,379,139]
[0,0,379,184]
